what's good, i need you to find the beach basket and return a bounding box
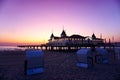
[24,49,44,75]
[76,48,94,68]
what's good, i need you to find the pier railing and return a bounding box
[17,43,115,51]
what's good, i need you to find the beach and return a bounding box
[0,50,120,80]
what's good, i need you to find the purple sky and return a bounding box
[0,0,120,45]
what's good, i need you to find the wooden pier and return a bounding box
[17,43,115,51]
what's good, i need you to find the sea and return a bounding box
[0,46,26,51]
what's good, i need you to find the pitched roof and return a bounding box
[50,33,54,38]
[69,34,86,38]
[61,30,67,37]
[54,36,60,39]
[92,33,96,39]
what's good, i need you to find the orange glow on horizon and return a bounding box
[0,32,120,46]
[0,37,48,46]
[0,0,120,46]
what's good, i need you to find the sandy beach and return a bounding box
[0,50,120,80]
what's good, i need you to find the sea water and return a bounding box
[0,46,26,51]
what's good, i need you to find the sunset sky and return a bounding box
[0,0,120,46]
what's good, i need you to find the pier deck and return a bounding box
[17,43,115,51]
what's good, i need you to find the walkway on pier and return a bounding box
[17,43,115,51]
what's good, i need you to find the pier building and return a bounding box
[47,29,104,46]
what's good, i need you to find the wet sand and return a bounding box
[0,50,120,80]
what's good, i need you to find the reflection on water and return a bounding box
[0,46,26,51]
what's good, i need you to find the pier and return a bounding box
[17,29,117,51]
[17,43,115,51]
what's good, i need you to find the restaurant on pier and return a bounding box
[18,29,105,51]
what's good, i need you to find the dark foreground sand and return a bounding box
[0,50,120,80]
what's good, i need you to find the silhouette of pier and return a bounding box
[17,43,115,51]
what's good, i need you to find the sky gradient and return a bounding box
[0,0,120,46]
